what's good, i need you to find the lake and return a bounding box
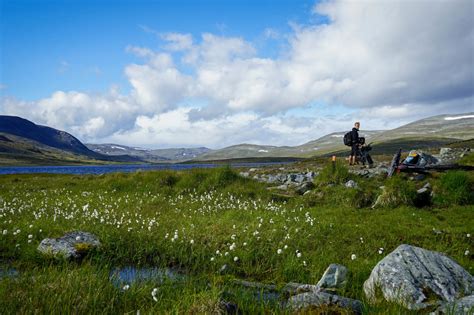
[0,162,288,175]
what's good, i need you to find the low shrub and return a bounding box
[316,160,351,185]
[373,176,417,208]
[434,171,473,206]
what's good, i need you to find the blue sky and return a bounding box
[0,0,472,148]
[1,0,325,100]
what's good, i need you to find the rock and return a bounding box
[296,182,314,195]
[436,148,470,165]
[287,174,297,182]
[276,184,289,190]
[275,174,287,183]
[239,172,249,178]
[294,174,306,183]
[232,279,277,291]
[37,231,100,259]
[345,180,358,189]
[415,182,432,207]
[433,295,474,314]
[316,264,348,291]
[265,175,279,184]
[281,282,310,296]
[287,291,363,314]
[219,299,240,315]
[249,168,257,172]
[363,244,474,310]
[414,174,426,181]
[306,171,316,179]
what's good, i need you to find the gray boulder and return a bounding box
[294,174,306,183]
[287,291,363,314]
[345,180,358,189]
[433,295,474,314]
[37,231,100,259]
[296,182,314,195]
[316,264,348,291]
[364,244,474,310]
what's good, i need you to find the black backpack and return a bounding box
[343,131,353,146]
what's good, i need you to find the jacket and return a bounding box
[351,127,359,145]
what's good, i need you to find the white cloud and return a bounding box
[161,32,193,51]
[1,0,472,148]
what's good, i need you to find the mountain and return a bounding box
[0,116,140,165]
[195,113,474,160]
[1,113,472,165]
[86,143,211,162]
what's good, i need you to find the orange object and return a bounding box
[332,155,336,162]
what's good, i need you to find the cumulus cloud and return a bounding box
[1,0,472,148]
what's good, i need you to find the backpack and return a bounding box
[343,131,353,146]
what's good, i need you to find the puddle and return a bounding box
[0,268,19,280]
[109,266,185,287]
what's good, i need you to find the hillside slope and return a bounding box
[196,113,474,160]
[0,116,140,165]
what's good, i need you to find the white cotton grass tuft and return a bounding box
[351,254,357,260]
[122,284,130,291]
[151,288,159,302]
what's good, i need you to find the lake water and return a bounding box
[0,162,289,175]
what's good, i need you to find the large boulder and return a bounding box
[364,244,474,310]
[316,263,348,291]
[287,291,363,314]
[37,231,100,259]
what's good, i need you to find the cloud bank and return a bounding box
[2,0,472,148]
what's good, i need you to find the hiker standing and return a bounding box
[349,122,360,165]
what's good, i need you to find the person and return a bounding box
[349,122,360,166]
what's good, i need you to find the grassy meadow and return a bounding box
[0,163,473,314]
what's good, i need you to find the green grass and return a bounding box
[0,166,473,314]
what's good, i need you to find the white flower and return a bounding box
[123,284,130,290]
[229,243,236,251]
[296,252,302,258]
[151,288,158,302]
[351,254,357,260]
[216,250,220,255]
[190,239,194,244]
[284,245,288,249]
[210,257,215,262]
[303,260,307,266]
[39,229,42,233]
[2,230,7,235]
[29,225,33,228]
[224,251,229,256]
[243,242,247,246]
[378,248,384,255]
[233,256,239,262]
[28,234,33,239]
[465,250,470,256]
[277,249,282,255]
[467,234,471,238]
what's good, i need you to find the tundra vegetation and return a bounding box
[0,163,472,314]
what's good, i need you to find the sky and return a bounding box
[0,0,473,149]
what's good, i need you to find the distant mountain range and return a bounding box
[0,113,473,165]
[86,143,211,162]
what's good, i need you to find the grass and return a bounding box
[0,165,473,314]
